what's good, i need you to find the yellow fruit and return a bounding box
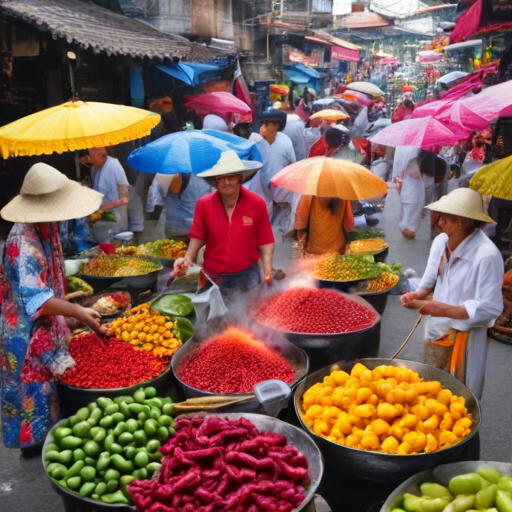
[121,331,130,342]
[142,343,154,352]
[138,332,146,341]
[381,436,399,453]
[165,322,174,329]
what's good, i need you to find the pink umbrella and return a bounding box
[369,116,459,149]
[376,57,399,66]
[412,97,453,119]
[450,80,512,127]
[184,92,253,123]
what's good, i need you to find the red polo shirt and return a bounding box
[189,187,274,274]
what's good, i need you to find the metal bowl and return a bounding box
[43,412,323,512]
[172,327,309,414]
[57,365,177,416]
[254,292,381,373]
[43,417,135,512]
[380,461,512,512]
[294,358,481,484]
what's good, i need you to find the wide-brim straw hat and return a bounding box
[1,162,103,223]
[425,187,496,224]
[197,150,262,185]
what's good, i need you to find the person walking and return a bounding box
[173,151,274,293]
[393,146,424,239]
[401,188,503,399]
[0,163,111,452]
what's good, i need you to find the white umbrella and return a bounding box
[347,82,384,96]
[438,71,469,85]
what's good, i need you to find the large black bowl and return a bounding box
[57,366,179,416]
[294,358,481,484]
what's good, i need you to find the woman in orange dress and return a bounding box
[295,195,354,255]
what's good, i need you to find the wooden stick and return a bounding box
[392,315,423,359]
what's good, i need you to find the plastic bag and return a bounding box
[192,283,228,323]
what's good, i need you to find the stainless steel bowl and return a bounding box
[172,327,309,414]
[42,413,323,512]
[294,358,481,484]
[380,461,512,511]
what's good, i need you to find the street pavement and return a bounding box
[1,184,511,512]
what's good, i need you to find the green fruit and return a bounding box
[80,466,96,482]
[99,415,114,429]
[111,412,125,423]
[96,452,111,471]
[475,484,497,509]
[477,467,501,485]
[95,481,107,496]
[448,474,482,496]
[72,421,91,439]
[60,436,83,450]
[118,432,134,446]
[73,448,86,462]
[113,422,126,438]
[106,480,119,493]
[132,468,148,480]
[79,482,95,497]
[111,454,134,473]
[133,430,147,447]
[54,427,72,441]
[104,469,121,482]
[157,415,173,428]
[97,397,113,410]
[144,419,158,436]
[65,460,85,480]
[162,403,174,416]
[144,387,157,398]
[59,450,73,465]
[76,407,91,422]
[44,450,60,463]
[110,443,123,455]
[125,419,138,433]
[156,427,169,442]
[134,452,149,468]
[133,388,146,403]
[104,403,120,415]
[83,440,101,458]
[67,476,82,490]
[146,462,162,476]
[146,439,161,453]
[88,402,99,411]
[124,446,138,460]
[51,464,68,480]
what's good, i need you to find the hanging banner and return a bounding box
[331,45,359,62]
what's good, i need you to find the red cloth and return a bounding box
[308,137,328,157]
[450,0,482,43]
[189,188,274,274]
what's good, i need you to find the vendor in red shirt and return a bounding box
[308,126,347,158]
[173,151,275,292]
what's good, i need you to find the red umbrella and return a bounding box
[185,92,252,123]
[370,116,459,149]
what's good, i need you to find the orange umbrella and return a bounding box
[310,109,349,122]
[271,157,387,200]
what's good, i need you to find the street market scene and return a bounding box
[2,0,512,511]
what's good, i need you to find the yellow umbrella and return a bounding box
[470,155,512,200]
[0,100,161,158]
[271,156,388,200]
[310,109,349,122]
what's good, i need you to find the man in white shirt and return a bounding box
[401,188,503,399]
[83,147,130,236]
[282,113,307,161]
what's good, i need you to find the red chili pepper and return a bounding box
[178,328,296,394]
[254,287,377,334]
[59,333,168,389]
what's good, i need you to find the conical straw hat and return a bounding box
[425,187,495,224]
[1,163,103,223]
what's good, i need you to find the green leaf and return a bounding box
[150,293,196,320]
[172,317,194,343]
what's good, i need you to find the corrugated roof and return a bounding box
[0,0,217,61]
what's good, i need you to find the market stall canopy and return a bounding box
[184,92,253,122]
[450,80,512,127]
[305,34,360,62]
[294,63,322,79]
[0,100,160,159]
[450,0,512,43]
[376,57,400,66]
[369,116,459,149]
[0,0,216,61]
[347,82,384,96]
[270,157,387,200]
[310,109,349,122]
[156,62,222,86]
[283,69,311,84]
[335,11,389,29]
[470,155,512,200]
[127,130,262,175]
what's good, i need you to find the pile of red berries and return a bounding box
[254,287,377,334]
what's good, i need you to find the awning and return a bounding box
[283,70,311,84]
[156,62,220,86]
[306,35,360,62]
[336,12,389,29]
[1,0,217,61]
[443,39,483,51]
[294,63,321,79]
